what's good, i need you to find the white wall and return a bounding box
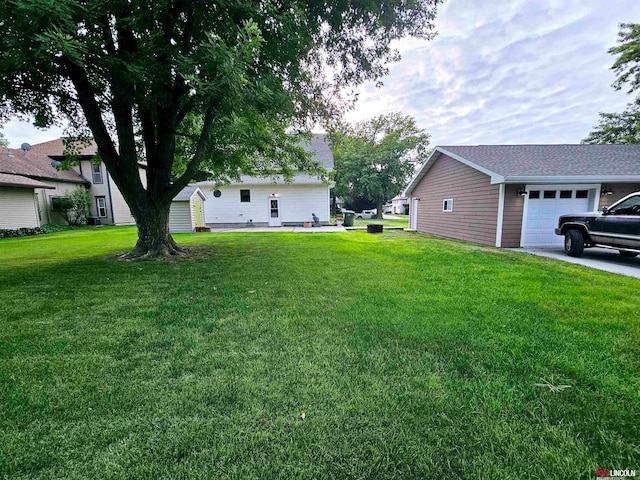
[200,183,330,225]
[169,201,193,232]
[0,187,40,229]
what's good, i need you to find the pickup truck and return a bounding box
[355,209,376,219]
[555,191,640,257]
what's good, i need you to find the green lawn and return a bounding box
[1,227,638,479]
[353,214,409,228]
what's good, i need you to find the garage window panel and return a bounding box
[560,190,572,199]
[543,190,557,199]
[576,190,589,199]
[529,190,540,199]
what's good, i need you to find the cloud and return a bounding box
[346,0,640,146]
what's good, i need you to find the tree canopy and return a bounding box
[331,113,430,217]
[584,23,640,144]
[0,0,442,256]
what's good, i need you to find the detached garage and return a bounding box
[404,145,640,248]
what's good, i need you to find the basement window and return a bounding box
[240,189,251,203]
[443,198,453,212]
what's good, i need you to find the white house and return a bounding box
[391,195,409,214]
[0,139,146,227]
[196,134,333,227]
[169,186,207,232]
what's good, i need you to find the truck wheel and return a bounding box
[564,229,584,257]
[619,250,638,258]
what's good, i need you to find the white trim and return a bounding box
[437,148,504,183]
[496,184,505,247]
[520,183,600,248]
[442,198,453,212]
[499,175,640,185]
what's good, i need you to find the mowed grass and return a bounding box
[0,227,638,479]
[352,215,408,228]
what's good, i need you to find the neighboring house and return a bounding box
[169,186,207,232]
[0,139,146,227]
[196,134,333,227]
[391,196,409,214]
[403,145,640,248]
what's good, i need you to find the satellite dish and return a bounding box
[20,143,31,152]
[50,160,62,168]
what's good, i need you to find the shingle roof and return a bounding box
[0,146,89,184]
[28,138,98,157]
[173,185,207,201]
[300,134,333,170]
[439,144,640,177]
[0,173,55,189]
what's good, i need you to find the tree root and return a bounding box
[118,239,191,260]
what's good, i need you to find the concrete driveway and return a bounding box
[512,247,640,279]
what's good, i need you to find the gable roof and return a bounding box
[0,172,55,189]
[173,185,207,201]
[300,134,333,170]
[0,145,89,184]
[28,138,98,157]
[404,144,640,195]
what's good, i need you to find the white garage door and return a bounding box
[522,187,593,247]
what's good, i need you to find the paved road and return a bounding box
[513,247,640,279]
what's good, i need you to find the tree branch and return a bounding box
[168,100,217,198]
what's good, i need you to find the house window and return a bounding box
[95,197,107,217]
[92,164,103,184]
[443,198,453,212]
[51,197,69,211]
[240,189,251,203]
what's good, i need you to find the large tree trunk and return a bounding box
[375,200,384,219]
[121,201,189,258]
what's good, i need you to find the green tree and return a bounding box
[0,131,7,147]
[584,23,640,144]
[0,0,441,257]
[331,113,430,218]
[57,187,92,226]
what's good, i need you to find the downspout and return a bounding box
[105,168,116,224]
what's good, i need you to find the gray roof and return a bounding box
[404,144,640,196]
[300,134,333,170]
[173,185,206,201]
[440,144,640,177]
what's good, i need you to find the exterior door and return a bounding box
[268,197,281,226]
[193,200,202,227]
[410,198,419,230]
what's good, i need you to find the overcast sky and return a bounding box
[4,0,640,148]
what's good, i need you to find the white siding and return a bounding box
[200,183,330,225]
[105,166,147,225]
[0,187,40,229]
[169,202,194,232]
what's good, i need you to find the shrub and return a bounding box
[0,227,45,239]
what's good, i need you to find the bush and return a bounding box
[0,227,46,239]
[58,187,92,226]
[41,224,79,234]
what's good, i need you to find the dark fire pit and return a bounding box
[366,224,383,234]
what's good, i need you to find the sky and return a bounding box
[3,0,640,148]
